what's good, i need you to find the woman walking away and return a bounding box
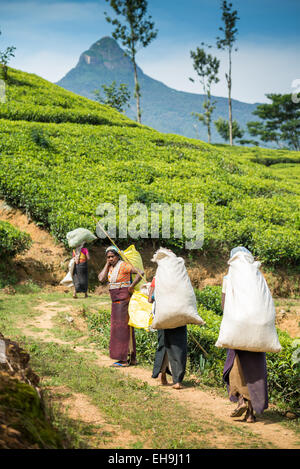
[148,276,187,389]
[221,246,270,423]
[98,246,143,367]
[72,243,90,298]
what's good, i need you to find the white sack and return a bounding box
[0,339,6,364]
[215,251,281,353]
[60,258,75,287]
[151,248,205,329]
[66,228,97,248]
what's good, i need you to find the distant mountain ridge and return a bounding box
[56,36,260,143]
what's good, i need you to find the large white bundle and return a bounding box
[215,251,281,353]
[66,228,97,248]
[0,339,6,363]
[151,248,205,329]
[60,258,75,287]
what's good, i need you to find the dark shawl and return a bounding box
[152,326,187,384]
[109,287,136,362]
[223,349,268,414]
[73,261,88,293]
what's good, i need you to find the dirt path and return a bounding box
[22,301,299,450]
[1,203,299,448]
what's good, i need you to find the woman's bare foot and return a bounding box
[160,372,168,385]
[243,402,256,423]
[172,382,184,389]
[246,413,256,423]
[230,396,247,417]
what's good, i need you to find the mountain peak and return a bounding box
[78,36,130,70]
[90,36,122,53]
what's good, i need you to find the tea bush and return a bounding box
[0,68,299,266]
[0,220,32,257]
[195,286,223,315]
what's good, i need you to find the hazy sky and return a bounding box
[1,0,300,103]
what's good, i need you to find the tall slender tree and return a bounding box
[0,29,16,81]
[104,0,157,124]
[216,1,239,146]
[189,45,220,143]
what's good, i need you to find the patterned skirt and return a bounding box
[109,287,136,362]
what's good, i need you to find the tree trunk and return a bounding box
[0,64,7,81]
[205,94,211,144]
[207,121,211,144]
[132,58,141,124]
[228,48,233,146]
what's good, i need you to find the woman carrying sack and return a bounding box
[220,246,274,423]
[72,243,90,298]
[148,276,187,389]
[98,246,143,367]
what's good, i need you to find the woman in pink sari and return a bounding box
[98,246,144,367]
[72,243,90,298]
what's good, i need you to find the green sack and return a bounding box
[66,228,97,248]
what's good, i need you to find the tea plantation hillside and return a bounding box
[0,68,299,267]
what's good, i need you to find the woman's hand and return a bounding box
[128,285,134,295]
[98,261,110,283]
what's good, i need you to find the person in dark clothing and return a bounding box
[72,243,90,298]
[148,276,187,389]
[221,247,269,423]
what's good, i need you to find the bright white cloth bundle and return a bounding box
[0,339,6,363]
[215,249,281,353]
[151,248,205,329]
[60,258,75,288]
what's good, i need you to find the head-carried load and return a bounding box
[215,247,281,353]
[151,247,205,329]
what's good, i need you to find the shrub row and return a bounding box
[0,220,32,257]
[0,103,139,128]
[0,68,299,266]
[0,119,299,265]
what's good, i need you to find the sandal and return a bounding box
[110,361,129,367]
[230,402,248,417]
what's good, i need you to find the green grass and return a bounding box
[24,338,273,449]
[0,289,281,449]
